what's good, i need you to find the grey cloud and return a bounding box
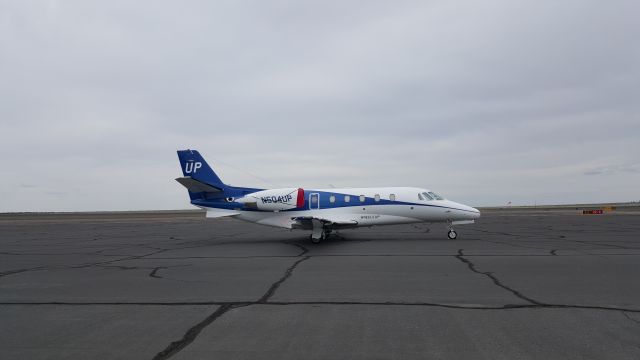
[584,164,640,176]
[1,0,639,211]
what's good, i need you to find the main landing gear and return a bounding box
[310,229,332,244]
[309,218,332,244]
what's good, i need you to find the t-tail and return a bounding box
[176,150,227,201]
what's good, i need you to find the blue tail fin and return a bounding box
[177,150,226,189]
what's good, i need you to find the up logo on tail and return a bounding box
[184,161,202,174]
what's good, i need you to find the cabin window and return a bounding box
[329,195,336,203]
[344,195,350,202]
[359,195,366,203]
[418,193,424,200]
[389,194,396,201]
[374,194,380,202]
[422,192,434,200]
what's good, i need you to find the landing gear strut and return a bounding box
[310,232,325,244]
[310,219,329,244]
[447,221,458,239]
[310,230,331,244]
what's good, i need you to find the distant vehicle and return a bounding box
[176,150,480,243]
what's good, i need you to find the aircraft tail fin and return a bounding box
[176,150,227,200]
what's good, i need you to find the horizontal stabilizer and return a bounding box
[206,209,241,218]
[175,177,223,193]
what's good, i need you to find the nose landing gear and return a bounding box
[446,221,458,239]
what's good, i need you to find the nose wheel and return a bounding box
[447,229,458,239]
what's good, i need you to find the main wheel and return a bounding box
[447,230,457,240]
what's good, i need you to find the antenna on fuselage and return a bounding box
[209,157,283,188]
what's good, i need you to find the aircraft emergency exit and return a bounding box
[176,150,480,243]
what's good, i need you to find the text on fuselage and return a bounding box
[261,194,293,204]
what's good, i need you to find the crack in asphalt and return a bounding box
[4,219,640,359]
[148,265,192,279]
[149,267,165,279]
[466,228,525,238]
[133,253,640,259]
[3,239,640,360]
[258,256,311,303]
[623,312,640,325]
[455,249,544,306]
[149,254,311,359]
[1,301,639,313]
[71,248,169,269]
[0,251,94,256]
[0,248,173,280]
[570,239,631,250]
[0,267,46,278]
[0,250,633,281]
[478,238,551,251]
[151,304,245,360]
[283,241,309,256]
[95,265,142,271]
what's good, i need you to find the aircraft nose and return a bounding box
[456,203,480,219]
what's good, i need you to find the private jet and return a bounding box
[176,149,480,243]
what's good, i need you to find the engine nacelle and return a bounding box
[235,188,305,211]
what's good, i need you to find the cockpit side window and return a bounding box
[422,192,434,200]
[428,191,444,200]
[418,193,424,201]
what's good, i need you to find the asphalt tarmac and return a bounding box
[1,210,639,359]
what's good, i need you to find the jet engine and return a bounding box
[235,188,305,211]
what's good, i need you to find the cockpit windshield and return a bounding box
[428,191,444,200]
[419,191,445,201]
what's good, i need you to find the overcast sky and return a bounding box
[1,0,638,212]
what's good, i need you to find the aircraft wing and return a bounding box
[290,215,358,230]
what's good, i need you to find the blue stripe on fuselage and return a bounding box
[192,189,476,214]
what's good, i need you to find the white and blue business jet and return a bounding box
[177,150,480,243]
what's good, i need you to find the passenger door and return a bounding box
[309,193,320,210]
